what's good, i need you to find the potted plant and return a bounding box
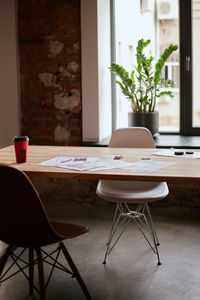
[110,38,178,136]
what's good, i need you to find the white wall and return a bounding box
[0,0,19,148]
[81,0,112,142]
[97,0,112,141]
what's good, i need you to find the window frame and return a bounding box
[180,0,200,135]
[81,0,112,143]
[180,0,193,135]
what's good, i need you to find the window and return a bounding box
[81,0,200,143]
[113,0,200,136]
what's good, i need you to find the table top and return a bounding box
[0,145,200,184]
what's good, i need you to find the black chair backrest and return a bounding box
[0,164,59,247]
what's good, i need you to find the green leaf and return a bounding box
[154,44,178,86]
[157,91,174,98]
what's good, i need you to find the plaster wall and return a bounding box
[0,0,19,148]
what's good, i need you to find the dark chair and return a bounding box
[0,164,92,300]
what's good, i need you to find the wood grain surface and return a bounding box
[0,145,200,183]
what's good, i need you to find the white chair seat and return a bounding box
[97,180,169,203]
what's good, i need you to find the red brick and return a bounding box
[18,0,82,146]
[69,117,81,128]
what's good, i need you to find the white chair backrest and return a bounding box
[109,127,156,148]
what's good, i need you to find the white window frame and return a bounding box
[81,0,112,142]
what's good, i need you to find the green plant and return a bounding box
[110,39,178,113]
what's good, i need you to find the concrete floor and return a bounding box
[1,202,200,300]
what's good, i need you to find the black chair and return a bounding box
[0,164,92,300]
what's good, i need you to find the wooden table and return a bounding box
[0,145,200,184]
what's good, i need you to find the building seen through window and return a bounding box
[114,0,179,132]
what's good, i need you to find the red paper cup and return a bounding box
[13,136,29,163]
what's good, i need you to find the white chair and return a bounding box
[96,127,169,265]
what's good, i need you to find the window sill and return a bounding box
[82,134,200,149]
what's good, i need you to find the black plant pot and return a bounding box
[128,111,159,136]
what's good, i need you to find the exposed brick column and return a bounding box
[18,0,82,145]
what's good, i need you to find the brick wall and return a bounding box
[18,0,82,145]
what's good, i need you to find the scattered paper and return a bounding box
[152,149,200,159]
[122,160,175,172]
[40,156,175,172]
[39,155,132,171]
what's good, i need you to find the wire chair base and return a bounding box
[103,202,161,266]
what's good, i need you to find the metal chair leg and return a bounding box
[145,203,160,245]
[132,203,161,264]
[59,242,92,300]
[103,203,122,264]
[103,203,131,264]
[144,203,161,265]
[105,203,120,247]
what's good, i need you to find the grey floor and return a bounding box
[1,202,200,300]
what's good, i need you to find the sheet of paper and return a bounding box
[152,149,200,159]
[39,156,74,166]
[122,159,175,172]
[40,156,175,172]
